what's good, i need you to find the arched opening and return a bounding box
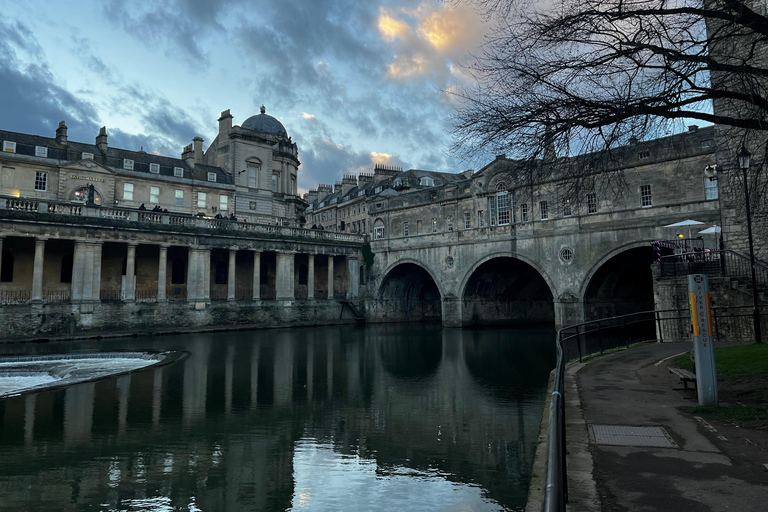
[463,257,554,325]
[377,263,442,321]
[584,247,655,320]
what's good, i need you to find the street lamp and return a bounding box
[738,146,762,343]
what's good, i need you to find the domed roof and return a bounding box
[241,105,287,137]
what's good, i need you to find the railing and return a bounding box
[135,290,157,303]
[0,290,30,305]
[43,290,71,303]
[100,289,123,302]
[542,305,767,511]
[658,250,768,290]
[0,196,365,244]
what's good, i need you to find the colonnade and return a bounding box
[0,236,360,304]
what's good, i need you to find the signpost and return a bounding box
[688,274,718,407]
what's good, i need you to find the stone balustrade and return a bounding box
[0,196,366,244]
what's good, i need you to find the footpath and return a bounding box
[531,341,768,512]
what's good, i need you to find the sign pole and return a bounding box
[688,274,718,407]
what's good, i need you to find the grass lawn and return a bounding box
[674,343,768,428]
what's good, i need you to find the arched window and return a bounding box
[373,218,385,240]
[60,254,73,283]
[171,258,186,284]
[1,252,13,282]
[496,183,510,225]
[215,260,228,284]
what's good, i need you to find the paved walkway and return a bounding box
[563,342,767,512]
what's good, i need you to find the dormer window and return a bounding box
[394,179,402,187]
[149,163,160,174]
[701,139,714,148]
[3,141,16,153]
[35,146,48,157]
[82,152,94,160]
[420,177,435,186]
[358,190,365,197]
[331,198,337,204]
[375,186,382,193]
[124,159,134,170]
[208,172,217,182]
[319,201,325,208]
[174,167,184,177]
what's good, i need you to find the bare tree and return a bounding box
[451,0,768,161]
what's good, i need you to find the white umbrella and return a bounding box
[698,225,721,234]
[664,219,705,239]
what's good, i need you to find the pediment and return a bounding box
[62,159,117,175]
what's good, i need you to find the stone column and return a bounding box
[347,258,359,298]
[202,248,211,302]
[31,238,46,302]
[91,242,102,301]
[81,244,95,301]
[275,251,294,300]
[186,248,198,301]
[71,241,86,302]
[252,251,261,301]
[157,245,168,301]
[227,248,237,301]
[441,296,463,327]
[124,243,137,302]
[327,255,334,299]
[307,255,315,299]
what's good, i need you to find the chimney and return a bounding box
[318,184,333,199]
[307,189,319,204]
[334,180,343,193]
[688,125,699,132]
[182,143,195,167]
[358,172,374,184]
[341,174,357,194]
[96,126,108,153]
[218,109,233,134]
[543,124,556,162]
[373,164,401,179]
[56,121,68,146]
[193,136,204,163]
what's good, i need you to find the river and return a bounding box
[0,323,555,511]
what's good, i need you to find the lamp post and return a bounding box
[738,146,762,343]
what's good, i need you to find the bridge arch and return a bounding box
[375,259,443,322]
[459,252,556,325]
[580,240,656,320]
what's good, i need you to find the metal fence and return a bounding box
[0,290,30,305]
[658,250,768,290]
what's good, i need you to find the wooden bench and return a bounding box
[668,367,697,389]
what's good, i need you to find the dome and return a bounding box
[241,105,288,137]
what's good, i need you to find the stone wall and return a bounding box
[0,300,356,343]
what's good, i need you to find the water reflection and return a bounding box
[0,324,555,511]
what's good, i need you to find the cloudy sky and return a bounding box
[1,0,490,192]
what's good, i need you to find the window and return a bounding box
[3,141,16,153]
[587,193,598,214]
[447,216,453,232]
[431,217,437,233]
[701,139,714,148]
[374,226,384,239]
[34,171,48,192]
[540,201,549,220]
[496,185,510,225]
[521,203,529,222]
[489,196,497,226]
[358,190,365,197]
[175,189,183,206]
[174,167,184,177]
[35,146,47,157]
[362,204,365,212]
[198,192,206,208]
[420,177,435,186]
[641,185,652,207]
[247,162,260,188]
[123,183,134,201]
[150,163,160,174]
[511,194,518,223]
[478,210,485,227]
[124,159,134,170]
[82,152,94,160]
[208,172,217,182]
[291,176,296,194]
[705,177,718,200]
[271,174,278,192]
[464,212,471,229]
[220,195,228,211]
[562,198,572,217]
[150,186,160,203]
[403,222,409,236]
[394,179,402,187]
[375,186,382,193]
[638,150,650,160]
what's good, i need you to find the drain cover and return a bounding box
[588,424,678,448]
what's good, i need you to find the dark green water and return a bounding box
[0,324,555,511]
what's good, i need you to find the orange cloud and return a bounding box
[371,152,394,164]
[417,4,484,52]
[378,12,412,41]
[387,54,428,78]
